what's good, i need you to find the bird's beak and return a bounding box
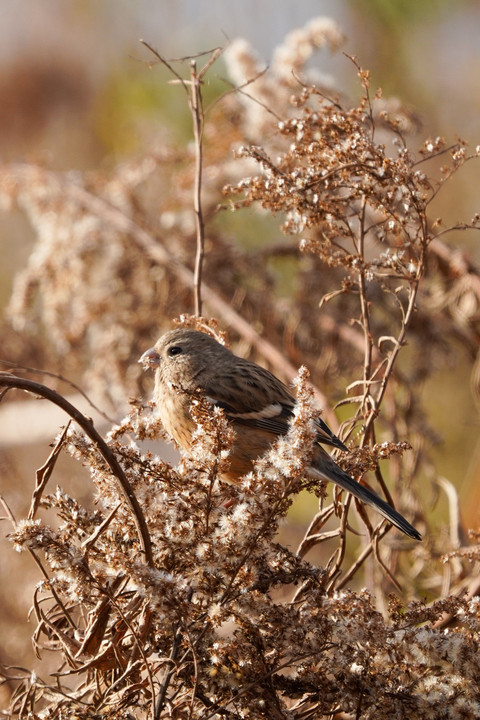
[139,347,161,370]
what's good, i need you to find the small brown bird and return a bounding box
[139,328,421,540]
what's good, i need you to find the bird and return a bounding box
[139,328,421,540]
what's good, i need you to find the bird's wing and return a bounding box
[203,360,347,451]
[208,396,294,436]
[313,416,348,452]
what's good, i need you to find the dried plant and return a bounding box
[1,19,480,720]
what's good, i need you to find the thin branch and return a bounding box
[190,59,205,317]
[139,40,189,95]
[336,525,390,590]
[357,195,374,445]
[0,373,153,566]
[140,43,222,317]
[155,624,183,719]
[0,360,116,424]
[215,68,284,122]
[364,270,422,439]
[188,47,222,316]
[296,504,337,558]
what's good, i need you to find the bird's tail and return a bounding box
[311,451,421,540]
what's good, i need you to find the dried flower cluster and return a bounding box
[1,17,480,720]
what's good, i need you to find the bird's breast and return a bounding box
[155,384,196,450]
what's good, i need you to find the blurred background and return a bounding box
[1,1,479,162]
[1,0,480,686]
[1,0,480,326]
[1,0,480,300]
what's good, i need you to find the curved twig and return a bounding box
[0,373,153,566]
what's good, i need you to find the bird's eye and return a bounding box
[167,345,183,357]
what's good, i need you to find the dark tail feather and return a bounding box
[311,452,421,541]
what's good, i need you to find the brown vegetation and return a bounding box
[1,19,480,719]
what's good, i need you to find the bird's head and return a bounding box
[139,328,229,389]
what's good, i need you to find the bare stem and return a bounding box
[139,42,223,317]
[190,59,205,317]
[357,196,374,445]
[0,373,153,566]
[364,271,422,439]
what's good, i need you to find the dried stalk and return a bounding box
[0,373,153,565]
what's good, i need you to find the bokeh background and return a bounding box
[1,0,480,688]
